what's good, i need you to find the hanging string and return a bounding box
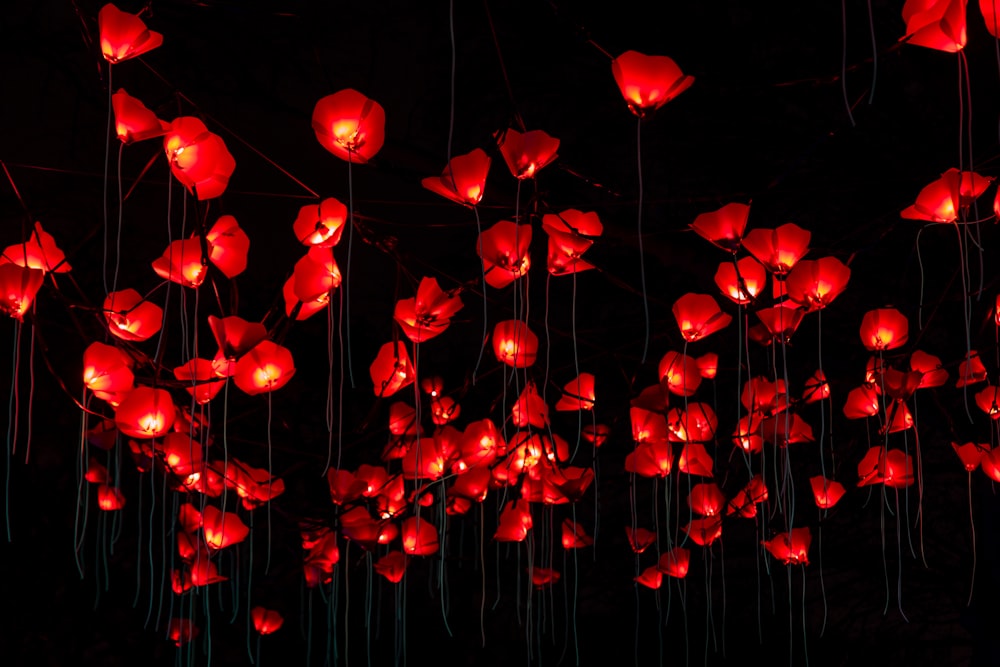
[345,157,357,388]
[866,0,878,104]
[636,118,651,365]
[841,0,856,128]
[103,64,113,296]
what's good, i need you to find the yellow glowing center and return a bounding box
[253,363,282,388]
[139,414,164,434]
[333,120,363,149]
[775,251,797,272]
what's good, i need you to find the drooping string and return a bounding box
[345,156,356,388]
[894,487,910,622]
[102,64,113,296]
[840,0,856,127]
[865,0,878,104]
[966,466,977,606]
[265,390,274,574]
[472,205,488,384]
[5,321,21,541]
[323,253,336,476]
[636,117,650,364]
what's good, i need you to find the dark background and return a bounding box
[2,1,1000,665]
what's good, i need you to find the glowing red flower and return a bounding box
[531,568,561,588]
[909,350,948,388]
[625,526,656,553]
[561,519,593,549]
[625,440,673,478]
[683,516,723,546]
[312,89,386,163]
[202,505,250,550]
[205,215,249,278]
[251,607,284,635]
[555,373,596,411]
[611,51,694,117]
[97,484,126,510]
[635,566,663,589]
[283,246,342,321]
[742,223,811,275]
[901,0,968,52]
[658,547,691,579]
[809,476,846,509]
[541,209,603,275]
[956,351,987,387]
[173,358,224,404]
[374,551,408,583]
[677,443,714,476]
[975,385,1000,419]
[668,405,718,444]
[293,197,348,247]
[168,619,199,647]
[370,340,414,398]
[1,222,71,273]
[785,257,851,311]
[843,384,880,419]
[393,277,463,343]
[984,0,1000,37]
[493,319,538,368]
[112,89,168,143]
[951,442,985,472]
[756,304,804,342]
[421,148,491,206]
[401,516,439,556]
[690,202,749,252]
[115,386,175,439]
[714,256,766,305]
[233,340,296,395]
[859,308,908,351]
[495,499,533,542]
[764,528,811,565]
[83,341,134,396]
[0,264,44,320]
[901,168,991,221]
[208,315,267,376]
[152,239,206,287]
[512,381,549,428]
[688,482,725,517]
[672,293,732,342]
[497,128,559,179]
[164,117,236,200]
[658,350,700,397]
[98,3,163,63]
[478,221,531,288]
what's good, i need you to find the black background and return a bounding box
[3,1,1000,665]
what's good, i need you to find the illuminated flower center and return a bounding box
[870,327,895,350]
[5,294,28,316]
[624,84,663,107]
[775,250,798,272]
[332,120,364,150]
[83,366,101,388]
[253,363,283,388]
[464,184,483,203]
[139,413,164,434]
